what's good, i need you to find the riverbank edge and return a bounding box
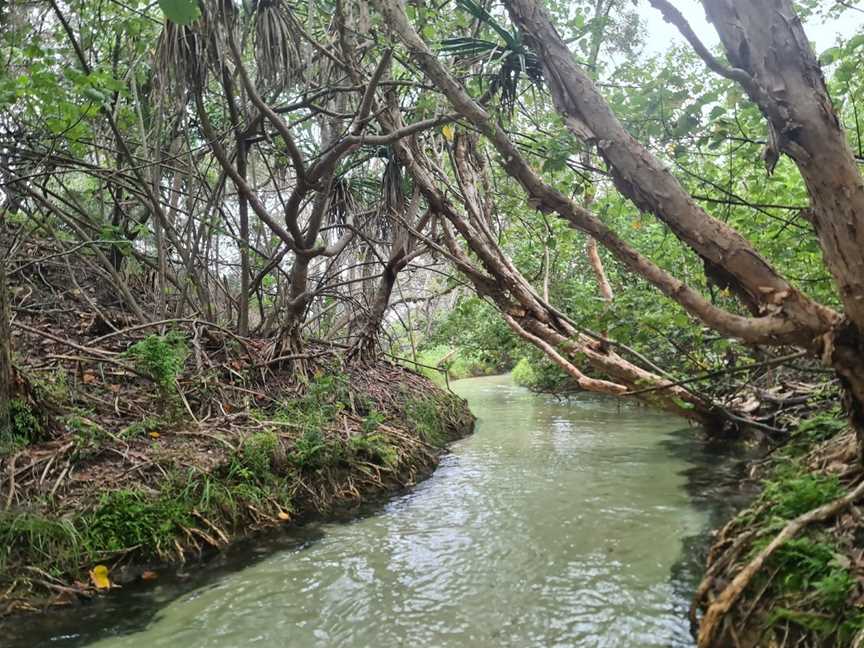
[693,410,864,647]
[0,364,475,618]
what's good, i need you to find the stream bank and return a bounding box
[692,410,864,647]
[5,374,751,647]
[0,357,474,617]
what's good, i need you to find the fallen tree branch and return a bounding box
[624,351,808,397]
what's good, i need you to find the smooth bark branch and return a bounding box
[369,0,809,347]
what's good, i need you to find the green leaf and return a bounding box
[846,34,864,52]
[158,0,200,25]
[81,87,105,103]
[818,46,841,65]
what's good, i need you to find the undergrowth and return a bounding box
[717,410,863,645]
[125,332,188,396]
[0,364,473,612]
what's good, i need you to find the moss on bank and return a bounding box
[694,409,864,647]
[0,362,473,617]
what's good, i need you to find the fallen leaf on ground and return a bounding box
[90,565,111,590]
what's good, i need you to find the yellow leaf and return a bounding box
[149,431,160,439]
[441,124,455,142]
[90,565,111,590]
[277,510,291,521]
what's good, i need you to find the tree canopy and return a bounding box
[2,0,863,438]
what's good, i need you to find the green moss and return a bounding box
[349,433,398,468]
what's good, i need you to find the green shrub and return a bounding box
[511,357,536,386]
[277,373,348,431]
[84,489,193,556]
[9,399,42,444]
[760,537,853,607]
[362,409,385,434]
[404,395,447,446]
[239,430,279,475]
[126,332,188,392]
[291,428,330,470]
[796,409,847,444]
[349,432,398,467]
[0,513,83,573]
[120,417,163,439]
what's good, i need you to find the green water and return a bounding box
[8,374,748,647]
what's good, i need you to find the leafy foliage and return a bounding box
[126,333,189,392]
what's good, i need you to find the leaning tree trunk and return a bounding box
[699,0,864,457]
[0,260,13,446]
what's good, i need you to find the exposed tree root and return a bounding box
[691,422,864,648]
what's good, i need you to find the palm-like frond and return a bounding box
[153,0,238,102]
[325,176,359,238]
[438,3,542,115]
[154,21,207,103]
[253,0,304,91]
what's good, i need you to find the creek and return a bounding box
[8,374,750,647]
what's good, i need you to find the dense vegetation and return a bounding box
[1,0,864,645]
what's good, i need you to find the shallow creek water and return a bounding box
[8,374,750,648]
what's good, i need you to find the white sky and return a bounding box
[639,0,864,56]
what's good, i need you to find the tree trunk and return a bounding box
[699,0,864,455]
[237,141,250,336]
[350,252,405,363]
[702,0,864,332]
[0,261,13,445]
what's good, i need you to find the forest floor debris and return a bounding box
[0,241,474,617]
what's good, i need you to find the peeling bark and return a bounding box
[702,0,864,333]
[504,0,838,340]
[369,0,822,348]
